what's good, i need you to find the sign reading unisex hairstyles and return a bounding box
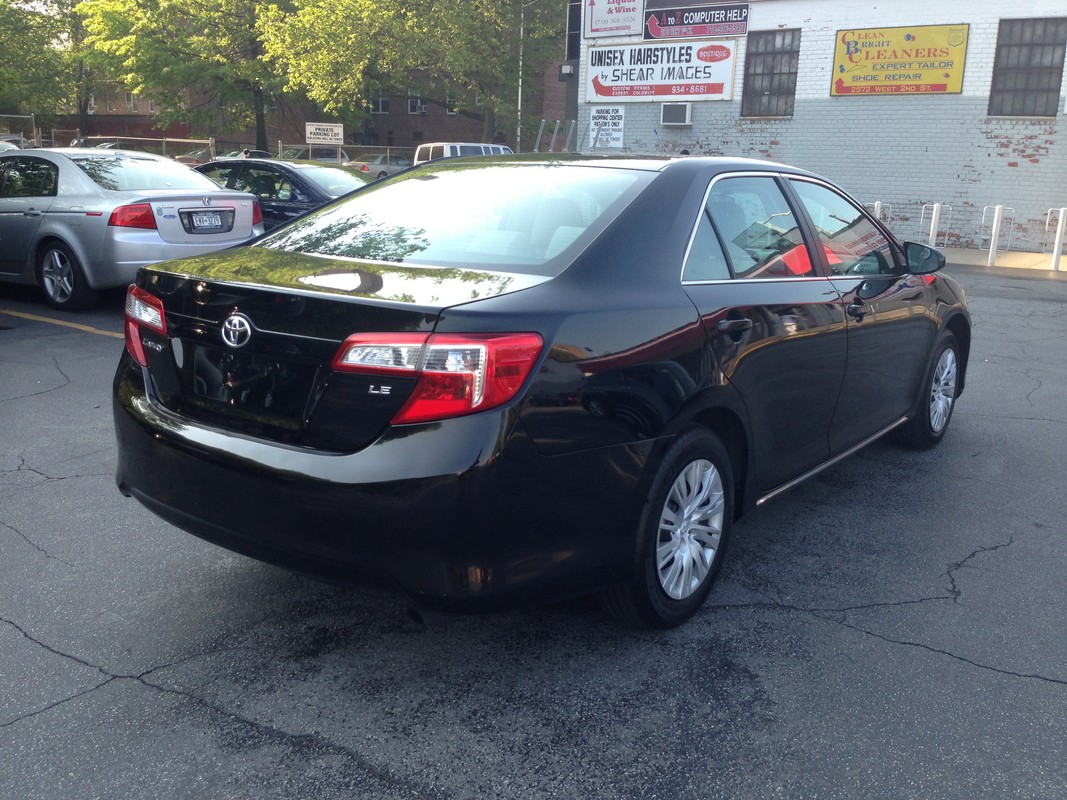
[831,24,969,95]
[586,40,737,101]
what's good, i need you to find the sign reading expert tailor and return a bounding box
[644,3,749,40]
[831,24,969,96]
[586,40,737,102]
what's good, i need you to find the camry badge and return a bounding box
[221,313,253,348]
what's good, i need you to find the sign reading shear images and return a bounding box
[586,39,738,101]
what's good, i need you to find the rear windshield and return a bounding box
[73,155,219,192]
[257,163,649,276]
[300,166,371,196]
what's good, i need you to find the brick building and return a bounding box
[576,0,1067,251]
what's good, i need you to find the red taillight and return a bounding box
[124,285,167,367]
[332,332,543,423]
[108,203,157,230]
[359,164,370,172]
[251,199,263,226]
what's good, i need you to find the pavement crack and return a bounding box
[0,520,72,565]
[0,355,72,401]
[943,536,1015,604]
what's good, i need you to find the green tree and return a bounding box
[78,0,293,148]
[0,1,68,118]
[259,0,565,147]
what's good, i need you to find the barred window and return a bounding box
[989,18,1067,117]
[742,30,801,118]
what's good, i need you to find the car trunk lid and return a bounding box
[133,248,548,451]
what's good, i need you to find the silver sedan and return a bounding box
[0,149,265,309]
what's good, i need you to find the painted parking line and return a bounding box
[0,308,124,339]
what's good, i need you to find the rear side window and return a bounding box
[0,157,57,197]
[73,156,218,191]
[258,163,650,276]
[707,176,812,279]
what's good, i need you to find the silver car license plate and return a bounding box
[191,211,223,230]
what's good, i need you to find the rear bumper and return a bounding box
[113,354,649,611]
[95,227,263,288]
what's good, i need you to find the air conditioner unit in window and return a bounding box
[416,105,430,114]
[660,102,693,126]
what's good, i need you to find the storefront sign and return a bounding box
[831,24,969,95]
[644,3,749,40]
[589,106,625,147]
[586,40,737,102]
[585,0,644,39]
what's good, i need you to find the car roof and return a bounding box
[198,158,342,171]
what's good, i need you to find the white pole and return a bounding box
[873,201,883,221]
[1052,207,1067,272]
[928,203,942,246]
[987,204,1004,268]
[516,4,525,153]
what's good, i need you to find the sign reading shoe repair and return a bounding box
[586,39,737,102]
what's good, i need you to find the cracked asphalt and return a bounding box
[1,267,1065,800]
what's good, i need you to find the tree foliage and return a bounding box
[0,0,68,118]
[260,0,565,141]
[77,0,292,146]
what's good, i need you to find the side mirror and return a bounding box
[903,241,946,275]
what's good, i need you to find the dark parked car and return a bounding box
[114,155,970,627]
[196,158,373,230]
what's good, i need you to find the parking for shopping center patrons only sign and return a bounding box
[305,122,344,145]
[586,39,737,101]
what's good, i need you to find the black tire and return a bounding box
[895,330,959,449]
[376,170,388,179]
[38,241,97,310]
[600,428,734,628]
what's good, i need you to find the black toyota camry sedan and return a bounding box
[113,155,970,628]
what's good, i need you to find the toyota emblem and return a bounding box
[221,313,253,348]
[202,197,212,206]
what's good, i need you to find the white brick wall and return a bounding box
[579,0,1067,250]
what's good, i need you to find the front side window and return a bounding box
[707,176,812,278]
[989,18,1067,117]
[789,179,898,276]
[742,29,801,118]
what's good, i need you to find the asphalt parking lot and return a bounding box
[1,266,1065,800]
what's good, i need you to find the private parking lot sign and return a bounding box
[305,122,344,145]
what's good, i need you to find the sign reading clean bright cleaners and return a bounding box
[305,122,344,145]
[586,40,737,101]
[585,0,644,38]
[831,24,969,95]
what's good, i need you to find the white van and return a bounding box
[413,142,514,166]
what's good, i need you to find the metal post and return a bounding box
[987,205,1004,268]
[928,203,942,246]
[873,201,883,221]
[1052,208,1067,272]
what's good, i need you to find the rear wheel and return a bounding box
[39,242,97,310]
[600,429,733,628]
[376,170,388,179]
[896,330,959,449]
